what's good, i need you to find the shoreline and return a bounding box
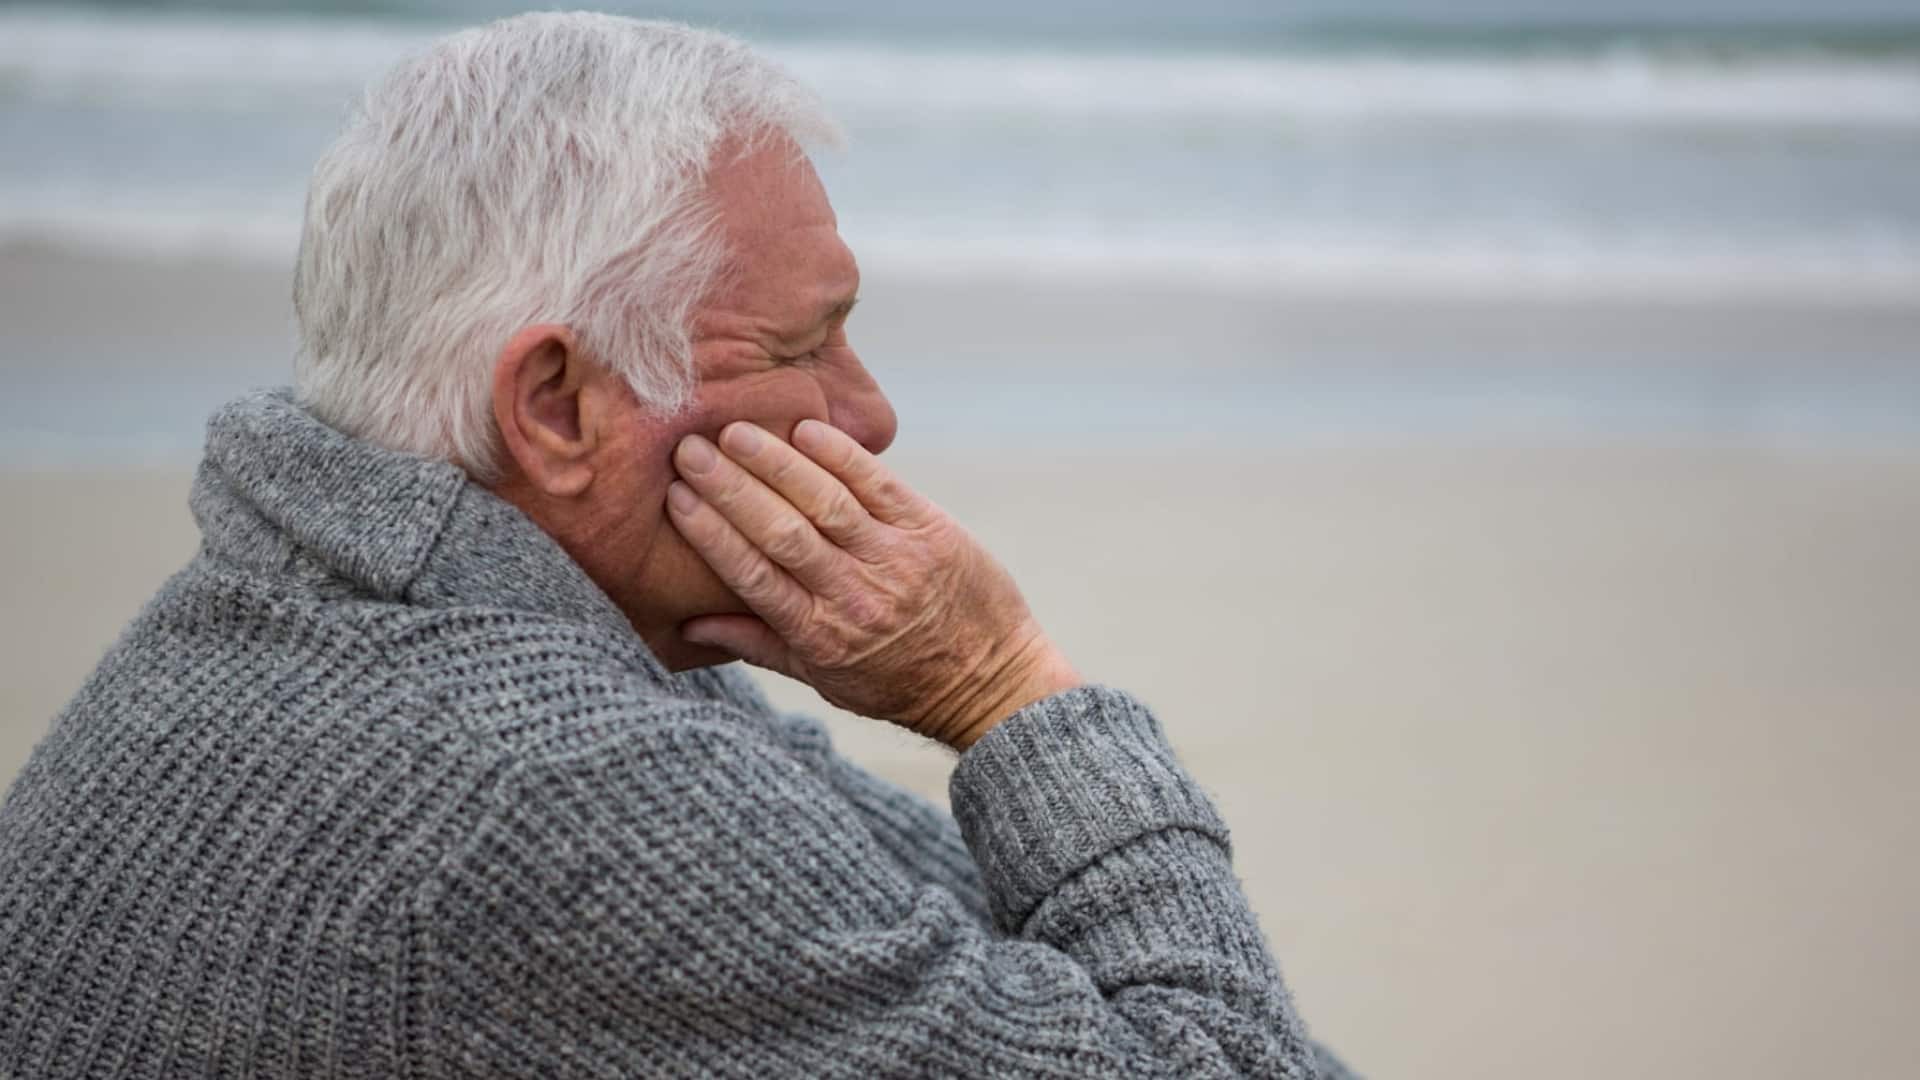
[8,245,1920,468]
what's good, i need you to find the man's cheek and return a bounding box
[660,523,751,614]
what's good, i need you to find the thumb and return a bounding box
[681,614,795,677]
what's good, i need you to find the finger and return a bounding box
[791,419,929,527]
[717,421,875,549]
[680,614,795,678]
[665,480,812,634]
[674,434,846,591]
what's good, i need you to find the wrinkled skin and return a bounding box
[668,417,1079,748]
[488,136,1077,746]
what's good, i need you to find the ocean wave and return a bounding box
[2,7,1917,127]
[785,44,1920,128]
[7,195,1918,304]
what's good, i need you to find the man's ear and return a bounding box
[491,323,602,498]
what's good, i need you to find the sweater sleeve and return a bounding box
[767,709,993,926]
[412,685,1322,1079]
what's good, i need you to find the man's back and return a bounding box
[0,391,1329,1078]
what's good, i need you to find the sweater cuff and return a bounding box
[947,685,1230,930]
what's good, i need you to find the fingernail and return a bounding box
[793,418,828,453]
[667,481,699,514]
[677,435,717,474]
[722,422,764,456]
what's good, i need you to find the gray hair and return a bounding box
[292,12,841,479]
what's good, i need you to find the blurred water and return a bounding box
[2,1,1918,460]
[3,3,1919,296]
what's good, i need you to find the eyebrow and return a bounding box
[775,295,858,353]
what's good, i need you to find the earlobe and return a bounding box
[490,323,596,498]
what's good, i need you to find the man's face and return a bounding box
[580,139,897,669]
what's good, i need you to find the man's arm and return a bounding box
[770,708,994,925]
[645,420,1348,1074]
[768,699,1357,1077]
[414,687,1320,1078]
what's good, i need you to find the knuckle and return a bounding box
[770,595,818,640]
[812,632,856,671]
[761,449,799,486]
[872,474,909,508]
[762,517,814,565]
[703,473,744,506]
[734,555,779,597]
[839,591,890,635]
[816,491,864,536]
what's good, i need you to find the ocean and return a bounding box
[2,0,1918,457]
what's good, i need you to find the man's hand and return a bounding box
[666,419,1079,749]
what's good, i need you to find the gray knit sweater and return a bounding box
[0,390,1343,1078]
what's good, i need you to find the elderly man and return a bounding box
[0,13,1349,1078]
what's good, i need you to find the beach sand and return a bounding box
[3,249,1918,1077]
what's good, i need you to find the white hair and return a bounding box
[292,12,841,480]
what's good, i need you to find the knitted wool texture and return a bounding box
[0,389,1339,1078]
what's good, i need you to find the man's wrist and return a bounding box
[948,640,1081,752]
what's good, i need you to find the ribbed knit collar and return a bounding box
[190,387,646,655]
[186,386,772,719]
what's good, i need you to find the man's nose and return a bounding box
[827,355,898,456]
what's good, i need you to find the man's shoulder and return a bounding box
[112,551,771,765]
[8,551,802,892]
[364,604,758,721]
[359,603,836,804]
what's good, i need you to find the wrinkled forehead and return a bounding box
[702,135,859,314]
[706,134,836,232]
